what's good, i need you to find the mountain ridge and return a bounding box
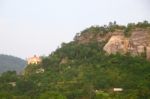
[0,54,26,73]
[1,21,150,98]
[74,21,150,60]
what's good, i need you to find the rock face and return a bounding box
[103,35,129,54]
[147,47,150,60]
[75,30,124,44]
[103,29,150,60]
[74,32,110,44]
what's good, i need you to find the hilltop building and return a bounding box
[27,55,41,64]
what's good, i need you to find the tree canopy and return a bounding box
[0,21,150,99]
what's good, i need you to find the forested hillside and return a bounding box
[0,54,26,73]
[0,21,150,99]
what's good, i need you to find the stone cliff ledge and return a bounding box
[103,29,150,60]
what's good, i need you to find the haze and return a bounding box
[0,0,150,59]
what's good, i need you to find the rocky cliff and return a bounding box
[103,28,150,60]
[74,21,150,60]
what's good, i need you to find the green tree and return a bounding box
[39,92,67,99]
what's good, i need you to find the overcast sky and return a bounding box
[0,0,150,59]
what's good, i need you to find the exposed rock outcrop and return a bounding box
[137,45,145,55]
[74,26,150,60]
[75,30,124,44]
[60,57,68,64]
[130,29,150,46]
[147,47,150,60]
[103,29,150,60]
[103,35,129,54]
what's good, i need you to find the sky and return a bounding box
[0,0,150,59]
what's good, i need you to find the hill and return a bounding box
[0,21,150,99]
[0,54,26,73]
[74,21,150,60]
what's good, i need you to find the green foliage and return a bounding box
[22,41,150,98]
[79,21,125,37]
[24,64,41,75]
[124,23,135,37]
[0,21,150,98]
[39,92,67,99]
[81,26,108,36]
[0,71,17,82]
[136,20,150,28]
[0,92,13,99]
[75,20,150,38]
[16,80,35,93]
[124,20,150,37]
[95,91,110,99]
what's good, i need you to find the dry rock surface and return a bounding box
[103,29,150,60]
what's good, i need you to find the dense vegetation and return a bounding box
[0,54,26,73]
[75,20,150,37]
[0,21,150,99]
